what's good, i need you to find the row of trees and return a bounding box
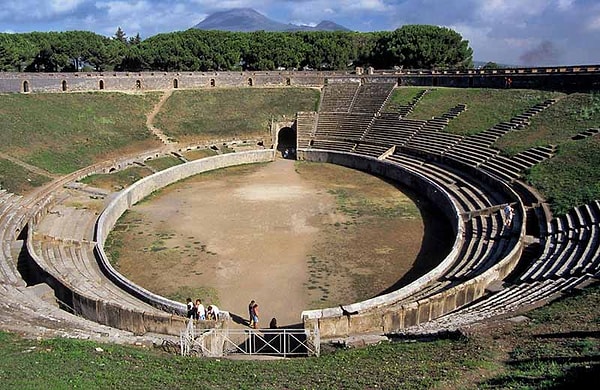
[0,25,473,72]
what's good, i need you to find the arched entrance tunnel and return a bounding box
[277,126,297,159]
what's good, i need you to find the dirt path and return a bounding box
[146,89,175,146]
[0,151,58,179]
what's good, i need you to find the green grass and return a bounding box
[390,88,598,215]
[144,156,183,171]
[497,93,600,153]
[80,166,152,191]
[407,87,563,134]
[1,283,597,389]
[0,92,162,174]
[0,158,52,194]
[526,137,600,215]
[383,87,426,112]
[154,88,320,142]
[183,148,219,160]
[494,92,600,214]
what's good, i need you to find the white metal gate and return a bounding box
[180,322,320,357]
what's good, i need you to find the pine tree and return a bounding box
[114,27,127,44]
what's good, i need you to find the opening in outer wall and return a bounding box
[99,80,105,90]
[248,78,253,86]
[210,79,216,87]
[286,78,291,86]
[135,79,142,89]
[173,79,179,89]
[22,80,30,93]
[277,126,297,159]
[61,80,68,92]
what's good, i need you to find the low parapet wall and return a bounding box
[300,150,525,338]
[95,149,275,315]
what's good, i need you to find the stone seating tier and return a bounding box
[395,89,430,118]
[397,275,590,336]
[351,83,396,114]
[309,139,356,153]
[320,83,360,113]
[31,238,164,314]
[314,113,374,140]
[352,143,390,158]
[519,201,600,282]
[362,117,425,146]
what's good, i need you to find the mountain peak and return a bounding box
[193,8,350,32]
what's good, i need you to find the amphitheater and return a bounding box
[1,66,599,357]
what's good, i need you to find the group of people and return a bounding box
[185,297,276,329]
[186,298,220,321]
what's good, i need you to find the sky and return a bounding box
[1,0,599,66]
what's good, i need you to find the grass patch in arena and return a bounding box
[165,285,220,306]
[0,158,51,194]
[154,88,320,142]
[0,92,162,174]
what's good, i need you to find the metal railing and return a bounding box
[180,321,320,357]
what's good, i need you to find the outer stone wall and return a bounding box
[2,66,599,93]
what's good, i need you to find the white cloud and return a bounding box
[50,0,85,13]
[587,14,600,31]
[556,0,574,11]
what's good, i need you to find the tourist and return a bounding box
[206,304,220,320]
[185,298,196,319]
[248,300,256,327]
[269,317,277,329]
[195,299,206,320]
[250,301,259,329]
[503,204,514,228]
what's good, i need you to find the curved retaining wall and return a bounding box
[300,150,525,338]
[94,150,275,316]
[20,149,272,336]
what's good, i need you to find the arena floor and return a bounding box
[110,158,453,327]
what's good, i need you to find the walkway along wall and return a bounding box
[2,66,599,93]
[299,150,525,338]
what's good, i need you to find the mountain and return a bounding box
[193,8,350,32]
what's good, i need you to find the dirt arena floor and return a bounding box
[108,158,453,327]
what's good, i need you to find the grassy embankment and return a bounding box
[81,88,319,190]
[0,92,162,194]
[153,88,320,143]
[0,283,597,389]
[387,87,600,214]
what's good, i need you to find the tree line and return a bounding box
[0,25,473,72]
